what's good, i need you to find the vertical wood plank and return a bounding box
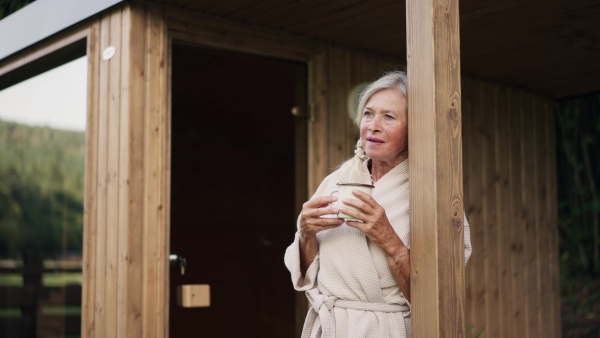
[521,93,539,338]
[481,82,499,337]
[94,13,111,338]
[508,88,526,337]
[343,51,356,159]
[494,82,511,338]
[157,7,170,337]
[307,52,328,194]
[406,0,465,335]
[116,6,131,336]
[470,79,485,336]
[82,21,100,338]
[105,9,123,337]
[462,78,484,335]
[462,77,478,335]
[533,96,550,338]
[327,47,349,171]
[545,99,561,338]
[142,6,169,338]
[116,5,145,338]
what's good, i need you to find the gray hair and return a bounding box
[354,71,408,126]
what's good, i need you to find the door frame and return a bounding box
[163,6,328,338]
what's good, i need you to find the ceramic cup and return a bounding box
[329,182,375,221]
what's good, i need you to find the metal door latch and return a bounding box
[169,253,187,275]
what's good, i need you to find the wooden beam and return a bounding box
[406,0,465,336]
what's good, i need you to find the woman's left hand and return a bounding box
[342,189,411,301]
[341,190,405,253]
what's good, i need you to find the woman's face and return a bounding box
[359,88,408,166]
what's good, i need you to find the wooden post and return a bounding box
[405,0,465,337]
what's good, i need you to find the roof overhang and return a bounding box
[0,0,124,61]
[1,0,598,98]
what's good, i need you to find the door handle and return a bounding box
[169,253,187,275]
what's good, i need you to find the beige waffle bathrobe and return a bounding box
[284,159,472,338]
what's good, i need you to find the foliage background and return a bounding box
[556,92,600,337]
[0,119,85,259]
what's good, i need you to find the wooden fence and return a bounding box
[0,261,82,338]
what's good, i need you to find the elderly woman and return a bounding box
[284,71,472,338]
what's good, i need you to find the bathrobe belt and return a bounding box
[302,288,410,338]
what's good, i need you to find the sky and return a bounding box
[0,56,87,132]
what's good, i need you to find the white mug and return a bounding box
[329,182,375,221]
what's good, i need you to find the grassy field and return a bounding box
[0,272,83,316]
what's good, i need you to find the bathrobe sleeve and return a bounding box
[464,214,473,265]
[284,171,339,291]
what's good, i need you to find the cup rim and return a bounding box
[337,182,374,188]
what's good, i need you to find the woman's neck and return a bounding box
[370,156,407,182]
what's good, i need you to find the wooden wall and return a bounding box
[83,4,169,338]
[462,77,560,338]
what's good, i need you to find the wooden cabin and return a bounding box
[0,0,598,337]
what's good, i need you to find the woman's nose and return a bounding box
[368,116,382,132]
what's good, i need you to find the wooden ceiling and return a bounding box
[147,0,600,98]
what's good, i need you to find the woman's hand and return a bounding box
[340,190,404,253]
[341,189,411,301]
[298,196,344,275]
[299,196,345,237]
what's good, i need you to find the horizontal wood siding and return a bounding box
[84,4,169,338]
[462,77,560,338]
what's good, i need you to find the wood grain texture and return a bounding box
[521,93,539,338]
[142,6,169,338]
[481,81,499,337]
[307,52,328,193]
[327,47,350,171]
[462,78,559,338]
[105,10,123,338]
[494,82,511,338]
[462,77,475,333]
[82,4,169,338]
[164,9,321,62]
[117,5,145,338]
[466,77,485,336]
[509,88,527,337]
[406,0,465,336]
[93,12,111,338]
[116,6,132,335]
[82,21,99,338]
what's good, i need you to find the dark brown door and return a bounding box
[169,44,306,338]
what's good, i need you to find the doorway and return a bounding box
[169,43,306,337]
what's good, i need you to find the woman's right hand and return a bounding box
[298,196,342,274]
[299,196,345,237]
